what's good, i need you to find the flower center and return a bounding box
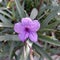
[25,27,30,32]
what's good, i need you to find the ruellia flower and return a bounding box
[14,17,40,42]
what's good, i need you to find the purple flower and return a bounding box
[14,17,40,42]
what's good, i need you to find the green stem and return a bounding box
[25,40,33,60]
[20,40,33,60]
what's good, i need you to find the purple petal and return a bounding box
[22,17,32,23]
[31,20,40,32]
[21,17,33,26]
[14,22,24,33]
[18,32,29,42]
[29,32,38,42]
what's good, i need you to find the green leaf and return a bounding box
[14,0,26,18]
[0,35,18,41]
[0,14,12,24]
[9,41,15,60]
[30,8,38,19]
[0,10,12,19]
[38,5,53,18]
[49,49,60,55]
[40,28,56,32]
[38,34,60,46]
[46,20,60,29]
[41,7,59,28]
[33,43,52,60]
[38,4,47,17]
[0,8,13,15]
[9,41,24,60]
[0,23,13,27]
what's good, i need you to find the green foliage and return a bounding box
[0,0,60,60]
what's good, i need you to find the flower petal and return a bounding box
[18,32,29,42]
[14,22,24,33]
[29,32,38,42]
[21,17,33,26]
[22,17,32,23]
[31,20,40,31]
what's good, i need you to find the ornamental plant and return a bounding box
[14,17,40,42]
[0,0,60,60]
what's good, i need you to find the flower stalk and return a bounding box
[20,40,33,60]
[25,40,33,60]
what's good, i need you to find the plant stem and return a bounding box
[25,40,33,60]
[20,40,33,60]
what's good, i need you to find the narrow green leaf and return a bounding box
[0,10,12,19]
[41,7,58,28]
[14,0,26,18]
[38,5,54,18]
[0,35,18,41]
[46,20,60,29]
[0,8,13,15]
[49,49,60,55]
[6,9,13,15]
[9,41,15,60]
[33,43,52,60]
[0,14,12,24]
[40,28,56,32]
[38,34,60,46]
[38,4,47,17]
[0,23,13,27]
